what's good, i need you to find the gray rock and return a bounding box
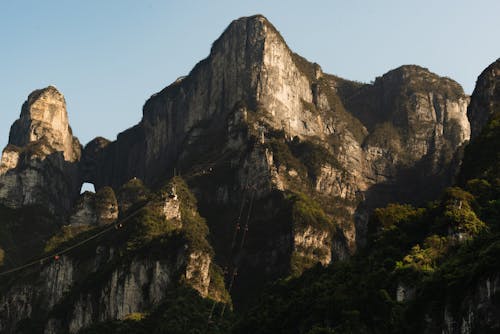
[0,86,82,213]
[467,58,500,138]
[79,15,472,277]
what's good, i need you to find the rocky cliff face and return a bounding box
[69,187,118,226]
[0,86,81,213]
[467,58,500,139]
[80,15,470,273]
[341,65,471,243]
[434,275,500,334]
[0,248,209,334]
[0,14,479,333]
[8,86,81,162]
[0,178,224,333]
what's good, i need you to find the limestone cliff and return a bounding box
[0,86,81,213]
[467,58,500,139]
[0,247,211,334]
[80,15,470,276]
[339,65,471,243]
[0,14,479,332]
[0,177,226,333]
[69,187,118,226]
[426,275,500,334]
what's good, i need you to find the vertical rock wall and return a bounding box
[0,86,81,213]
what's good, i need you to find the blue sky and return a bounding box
[1,1,500,149]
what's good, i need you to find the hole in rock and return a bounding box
[80,182,95,194]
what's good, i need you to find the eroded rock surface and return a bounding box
[467,58,500,138]
[0,15,486,334]
[0,86,81,213]
[78,15,471,280]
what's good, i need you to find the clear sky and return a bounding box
[1,0,500,149]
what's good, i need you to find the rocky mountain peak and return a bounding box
[8,85,81,162]
[0,86,81,212]
[377,65,465,97]
[468,58,500,138]
[345,64,469,143]
[211,14,281,51]
[0,15,492,334]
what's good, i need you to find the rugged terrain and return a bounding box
[0,15,497,334]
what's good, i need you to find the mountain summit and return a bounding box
[0,86,81,213]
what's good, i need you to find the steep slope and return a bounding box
[467,58,500,139]
[340,65,470,239]
[0,86,82,214]
[0,87,82,270]
[0,14,477,334]
[79,15,470,287]
[460,59,500,183]
[0,177,229,334]
[235,59,500,334]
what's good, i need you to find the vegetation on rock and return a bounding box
[233,111,500,333]
[0,204,59,268]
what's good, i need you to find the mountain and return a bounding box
[0,15,493,334]
[81,14,470,270]
[235,57,500,334]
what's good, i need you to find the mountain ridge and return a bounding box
[0,14,493,334]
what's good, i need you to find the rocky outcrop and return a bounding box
[0,15,480,331]
[344,65,470,193]
[116,178,149,213]
[163,185,181,221]
[8,86,80,162]
[0,243,215,334]
[95,187,119,225]
[467,58,500,138]
[0,173,224,333]
[325,66,469,245]
[75,15,470,283]
[185,251,212,297]
[396,282,416,303]
[0,86,81,213]
[424,275,500,334]
[69,187,118,226]
[293,226,331,267]
[69,192,97,226]
[82,16,364,189]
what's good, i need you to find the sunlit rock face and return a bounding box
[8,86,81,162]
[78,15,471,278]
[0,86,81,213]
[0,16,479,333]
[0,247,215,334]
[341,65,471,244]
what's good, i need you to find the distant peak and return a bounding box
[211,14,286,53]
[377,64,465,96]
[221,14,270,36]
[385,64,432,78]
[27,85,64,105]
[477,58,500,79]
[233,14,270,24]
[84,136,111,150]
